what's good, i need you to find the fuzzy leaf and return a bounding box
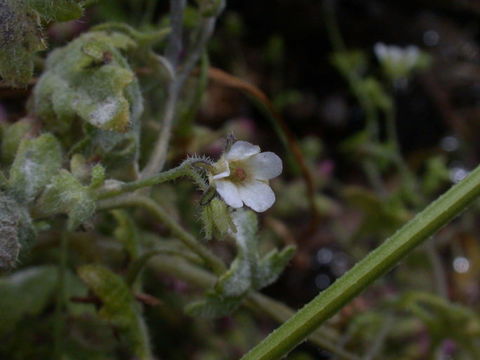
[186,291,243,318]
[36,169,95,230]
[8,133,62,203]
[77,265,152,359]
[26,0,84,21]
[33,31,141,133]
[0,0,86,87]
[0,266,57,335]
[0,0,46,86]
[253,246,296,290]
[188,209,295,318]
[215,209,258,297]
[1,119,32,164]
[0,195,21,269]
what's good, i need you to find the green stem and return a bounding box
[384,104,423,206]
[240,163,480,360]
[97,158,210,199]
[53,232,68,359]
[141,12,219,178]
[98,195,226,275]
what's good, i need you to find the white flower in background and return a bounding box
[374,43,427,80]
[209,141,282,212]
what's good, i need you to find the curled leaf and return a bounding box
[8,133,62,203]
[36,170,95,230]
[33,31,141,133]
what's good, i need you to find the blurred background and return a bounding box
[2,0,480,359]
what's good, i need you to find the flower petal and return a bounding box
[238,180,276,212]
[211,158,230,180]
[215,180,243,208]
[246,152,282,180]
[225,141,260,161]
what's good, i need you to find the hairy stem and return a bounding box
[97,158,210,200]
[164,0,186,67]
[141,13,219,178]
[240,163,480,360]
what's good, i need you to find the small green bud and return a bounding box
[70,154,90,183]
[90,164,106,189]
[200,198,236,240]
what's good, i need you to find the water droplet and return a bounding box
[453,257,470,273]
[440,136,459,152]
[316,248,333,265]
[331,254,349,277]
[315,273,331,290]
[423,30,440,47]
[449,167,469,183]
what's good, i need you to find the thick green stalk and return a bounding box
[241,163,480,360]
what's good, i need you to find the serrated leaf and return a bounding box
[8,133,62,203]
[1,119,32,164]
[36,169,95,230]
[27,0,84,21]
[77,265,152,360]
[0,0,46,87]
[0,266,57,335]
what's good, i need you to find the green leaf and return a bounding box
[77,264,152,360]
[0,0,86,87]
[26,0,84,21]
[33,31,143,170]
[8,133,62,203]
[399,292,480,355]
[33,31,141,133]
[253,246,296,290]
[0,266,57,335]
[0,0,46,87]
[36,169,95,230]
[0,195,21,269]
[1,119,32,164]
[186,291,243,318]
[112,210,140,260]
[188,209,295,318]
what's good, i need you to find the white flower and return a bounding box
[209,141,282,212]
[374,43,424,80]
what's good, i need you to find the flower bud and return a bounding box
[200,198,236,240]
